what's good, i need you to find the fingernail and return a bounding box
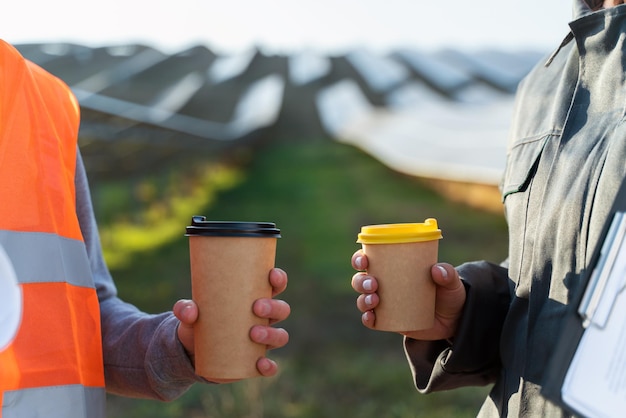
[363,279,373,291]
[355,256,364,270]
[436,265,448,279]
[365,294,373,306]
[258,360,270,372]
[257,300,271,317]
[258,358,274,373]
[255,327,268,341]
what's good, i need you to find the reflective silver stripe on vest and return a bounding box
[0,230,93,288]
[2,385,106,418]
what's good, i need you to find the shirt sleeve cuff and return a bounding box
[145,314,212,401]
[404,260,511,393]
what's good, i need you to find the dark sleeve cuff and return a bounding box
[404,260,511,393]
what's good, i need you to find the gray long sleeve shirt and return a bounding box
[404,1,626,416]
[75,151,204,401]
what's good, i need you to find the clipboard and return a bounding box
[542,181,626,417]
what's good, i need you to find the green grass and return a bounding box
[95,138,508,417]
[93,162,244,269]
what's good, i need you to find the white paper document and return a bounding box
[562,212,626,418]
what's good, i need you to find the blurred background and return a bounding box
[4,1,571,417]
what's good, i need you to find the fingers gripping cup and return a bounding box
[186,216,281,380]
[357,219,442,332]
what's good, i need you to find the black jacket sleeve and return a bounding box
[404,260,511,392]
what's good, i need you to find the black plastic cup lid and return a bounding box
[185,216,281,238]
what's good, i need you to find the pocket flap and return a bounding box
[501,136,549,201]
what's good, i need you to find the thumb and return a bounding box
[431,263,462,290]
[173,299,198,357]
[173,299,198,324]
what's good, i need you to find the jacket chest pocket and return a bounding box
[501,134,552,291]
[501,135,550,202]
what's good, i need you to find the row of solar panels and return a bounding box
[16,43,545,183]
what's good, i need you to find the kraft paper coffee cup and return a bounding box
[357,219,442,332]
[186,215,281,380]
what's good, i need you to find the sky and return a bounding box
[2,1,573,55]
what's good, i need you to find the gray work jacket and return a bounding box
[404,2,626,417]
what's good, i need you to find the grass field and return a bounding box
[92,138,509,417]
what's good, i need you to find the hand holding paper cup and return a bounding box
[356,219,443,332]
[186,216,281,381]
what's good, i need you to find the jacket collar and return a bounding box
[545,0,609,66]
[574,0,600,19]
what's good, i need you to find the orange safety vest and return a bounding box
[0,41,106,417]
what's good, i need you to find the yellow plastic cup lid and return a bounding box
[357,218,442,244]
